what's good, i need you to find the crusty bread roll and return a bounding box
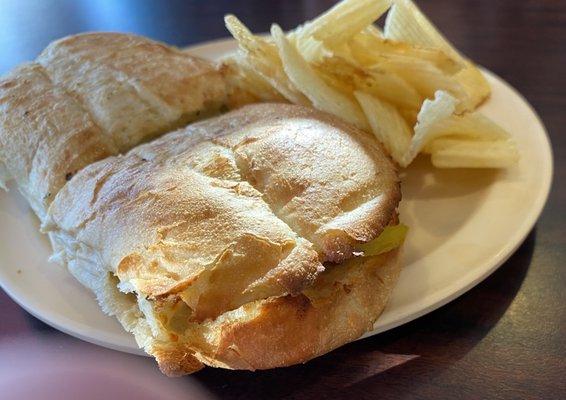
[43,103,402,375]
[0,33,226,219]
[0,32,403,375]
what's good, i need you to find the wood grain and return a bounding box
[0,1,564,399]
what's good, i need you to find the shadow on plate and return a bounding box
[400,156,501,266]
[402,155,501,201]
[190,229,535,400]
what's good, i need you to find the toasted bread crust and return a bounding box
[43,103,402,374]
[0,33,226,219]
[209,249,401,370]
[132,103,400,261]
[46,104,399,317]
[152,249,401,375]
[0,63,117,219]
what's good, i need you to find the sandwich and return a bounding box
[0,32,226,220]
[0,33,405,375]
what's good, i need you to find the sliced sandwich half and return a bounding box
[44,103,403,375]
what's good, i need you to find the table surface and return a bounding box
[0,1,564,399]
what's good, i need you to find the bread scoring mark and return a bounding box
[33,62,119,153]
[12,33,226,219]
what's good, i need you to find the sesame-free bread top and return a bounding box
[0,32,226,219]
[44,103,401,374]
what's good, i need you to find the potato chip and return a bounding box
[364,24,384,39]
[220,56,264,107]
[453,65,491,110]
[375,56,468,110]
[384,0,461,61]
[402,91,516,167]
[383,0,489,110]
[401,90,457,167]
[271,24,369,130]
[225,15,310,105]
[221,54,286,106]
[355,91,411,164]
[316,56,423,110]
[428,138,519,168]
[223,0,518,170]
[349,33,461,75]
[293,34,333,63]
[296,0,393,48]
[422,111,511,153]
[399,108,418,127]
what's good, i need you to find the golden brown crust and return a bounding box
[46,104,399,319]
[316,185,401,261]
[44,32,221,110]
[37,33,227,151]
[205,249,401,371]
[212,104,401,261]
[0,63,117,219]
[127,103,401,261]
[151,248,401,374]
[0,33,226,220]
[46,132,325,321]
[150,345,204,377]
[41,103,401,375]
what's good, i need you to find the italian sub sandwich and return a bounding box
[0,33,405,376]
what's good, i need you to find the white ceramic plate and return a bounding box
[0,38,552,356]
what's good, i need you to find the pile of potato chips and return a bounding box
[223,0,519,168]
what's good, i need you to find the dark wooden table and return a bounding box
[0,1,564,399]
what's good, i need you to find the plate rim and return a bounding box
[363,66,554,337]
[0,37,554,355]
